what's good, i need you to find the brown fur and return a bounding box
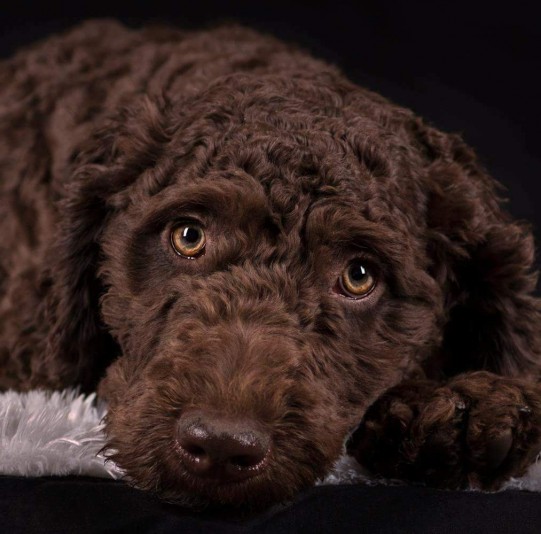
[1,20,541,508]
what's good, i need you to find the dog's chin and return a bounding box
[131,441,311,512]
[167,474,289,511]
[161,461,299,511]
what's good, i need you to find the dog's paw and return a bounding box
[348,371,541,489]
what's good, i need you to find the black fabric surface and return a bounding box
[1,476,541,533]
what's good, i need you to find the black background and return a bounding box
[1,1,539,236]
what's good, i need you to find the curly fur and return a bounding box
[1,20,541,509]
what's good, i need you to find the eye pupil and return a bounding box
[182,226,200,244]
[349,263,367,281]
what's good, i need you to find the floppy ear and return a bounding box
[30,97,171,391]
[416,121,541,377]
[37,165,120,391]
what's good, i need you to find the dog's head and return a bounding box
[39,72,540,508]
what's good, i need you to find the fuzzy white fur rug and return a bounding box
[1,389,540,492]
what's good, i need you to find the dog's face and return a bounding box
[85,76,444,507]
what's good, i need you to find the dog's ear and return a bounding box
[33,97,170,391]
[414,120,541,377]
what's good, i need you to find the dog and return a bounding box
[1,20,540,508]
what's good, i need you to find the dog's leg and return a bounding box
[348,371,541,489]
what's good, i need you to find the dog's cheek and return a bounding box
[97,358,131,406]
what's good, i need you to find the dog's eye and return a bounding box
[171,223,206,258]
[338,261,376,298]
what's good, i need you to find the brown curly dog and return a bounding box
[1,20,541,509]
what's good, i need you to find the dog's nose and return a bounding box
[176,412,271,482]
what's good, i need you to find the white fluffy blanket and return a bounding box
[1,389,540,492]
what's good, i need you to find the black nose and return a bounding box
[176,411,271,482]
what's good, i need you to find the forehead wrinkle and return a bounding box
[133,174,271,232]
[304,201,409,263]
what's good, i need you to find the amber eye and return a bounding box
[339,261,376,298]
[170,223,206,258]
